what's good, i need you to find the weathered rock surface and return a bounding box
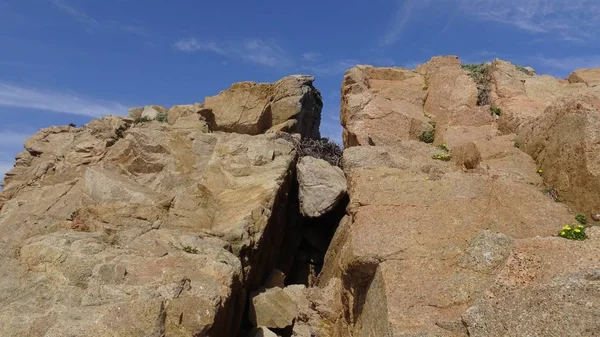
[250,287,299,329]
[484,58,600,214]
[341,65,432,147]
[248,327,278,337]
[205,75,322,138]
[0,75,309,336]
[314,56,600,337]
[297,156,347,218]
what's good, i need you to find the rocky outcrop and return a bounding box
[205,75,322,139]
[315,56,600,337]
[2,57,600,337]
[0,75,319,337]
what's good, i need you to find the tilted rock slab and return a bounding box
[0,109,298,336]
[297,156,347,218]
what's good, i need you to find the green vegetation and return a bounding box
[419,130,435,144]
[462,63,491,106]
[537,168,544,175]
[183,246,198,254]
[422,85,429,91]
[490,106,502,116]
[559,224,586,241]
[462,63,487,81]
[156,113,168,123]
[428,121,437,128]
[516,65,534,76]
[514,140,521,148]
[432,153,452,161]
[576,214,587,225]
[134,116,152,124]
[438,144,449,152]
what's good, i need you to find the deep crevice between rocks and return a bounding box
[237,152,349,337]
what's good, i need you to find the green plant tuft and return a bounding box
[419,130,435,144]
[490,106,502,116]
[559,224,586,241]
[134,116,151,124]
[183,246,198,254]
[422,85,429,91]
[438,144,449,152]
[516,65,534,76]
[432,153,452,161]
[576,214,587,225]
[156,113,168,123]
[514,141,521,148]
[462,63,491,106]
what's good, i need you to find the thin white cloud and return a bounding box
[51,0,98,27]
[0,130,34,147]
[535,55,600,71]
[460,0,600,42]
[0,83,127,117]
[382,0,430,47]
[383,0,600,47]
[302,52,321,62]
[173,38,291,67]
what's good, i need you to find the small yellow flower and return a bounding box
[575,229,581,233]
[565,226,572,231]
[538,169,543,173]
[560,231,566,236]
[563,225,570,230]
[577,225,584,229]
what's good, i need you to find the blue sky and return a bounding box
[1,0,599,181]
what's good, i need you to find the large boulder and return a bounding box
[0,113,298,336]
[297,156,347,218]
[205,75,322,138]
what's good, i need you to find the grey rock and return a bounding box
[297,156,347,218]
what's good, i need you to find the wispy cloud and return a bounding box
[52,0,148,36]
[51,0,98,28]
[302,52,321,62]
[0,130,35,147]
[535,55,600,71]
[382,0,431,47]
[0,83,127,117]
[460,0,600,42]
[173,38,291,67]
[383,0,600,47]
